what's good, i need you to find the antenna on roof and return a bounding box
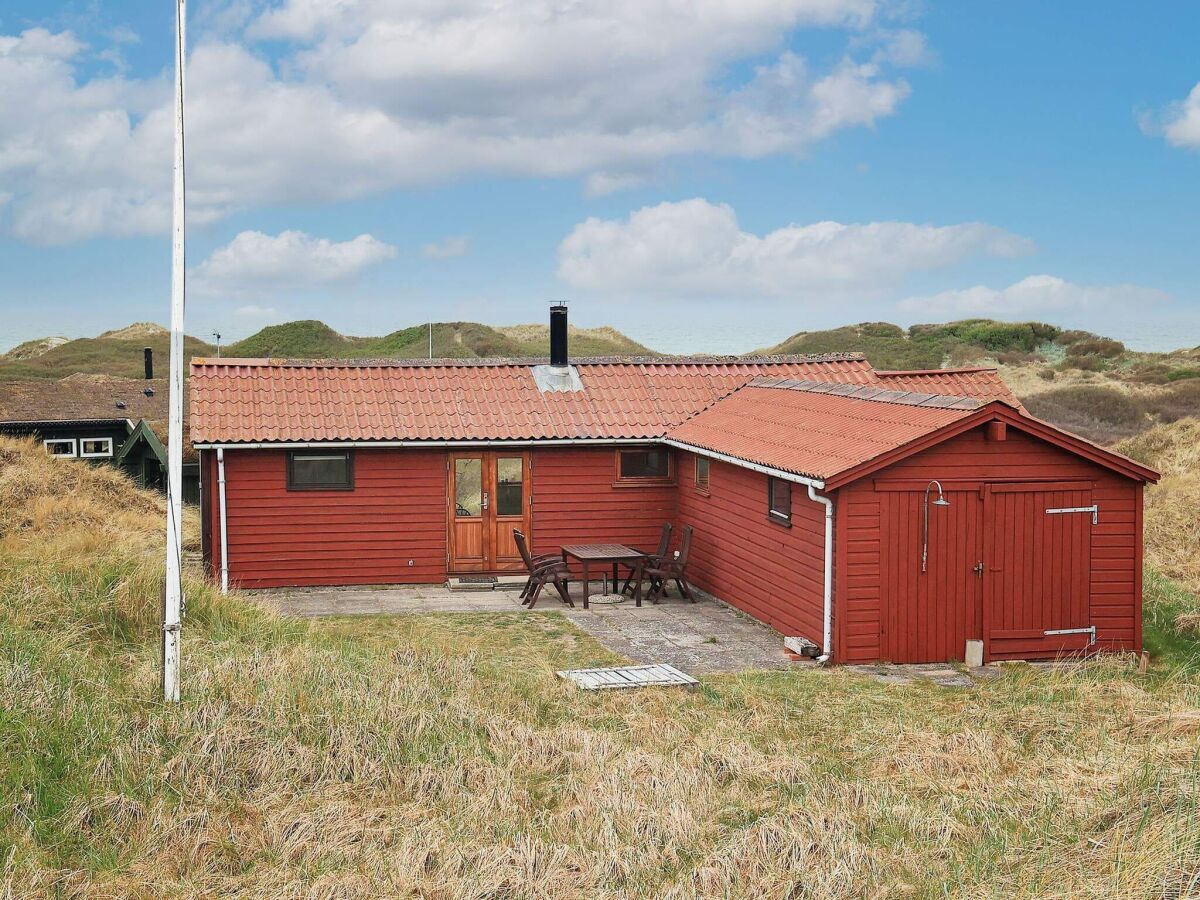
[212,330,221,358]
[428,322,433,360]
[162,0,187,704]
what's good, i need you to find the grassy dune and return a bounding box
[2,436,1200,897]
[0,321,653,380]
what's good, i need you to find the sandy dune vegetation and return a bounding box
[1,434,1199,898]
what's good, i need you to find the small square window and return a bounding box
[288,450,354,490]
[44,439,76,458]
[768,477,791,523]
[695,457,710,493]
[617,448,671,481]
[80,438,114,458]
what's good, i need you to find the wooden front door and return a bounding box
[983,485,1094,660]
[448,451,532,573]
[880,488,984,663]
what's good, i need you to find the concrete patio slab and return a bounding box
[245,583,1073,685]
[245,582,799,674]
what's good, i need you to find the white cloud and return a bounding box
[193,230,397,294]
[1142,82,1200,150]
[0,2,920,242]
[584,171,653,197]
[898,275,1169,317]
[557,198,1032,298]
[421,235,470,259]
[234,304,278,319]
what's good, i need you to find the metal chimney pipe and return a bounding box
[550,303,568,368]
[144,347,154,380]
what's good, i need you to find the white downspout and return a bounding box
[807,485,834,664]
[216,447,229,593]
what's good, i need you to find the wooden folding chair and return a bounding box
[636,524,694,606]
[620,522,673,595]
[513,529,574,608]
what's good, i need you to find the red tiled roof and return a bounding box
[668,380,981,483]
[874,367,1022,408]
[189,355,879,444]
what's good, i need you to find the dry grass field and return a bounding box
[2,436,1200,898]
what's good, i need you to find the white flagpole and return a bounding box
[163,0,187,703]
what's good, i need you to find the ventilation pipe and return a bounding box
[550,303,569,369]
[807,485,834,664]
[144,347,154,380]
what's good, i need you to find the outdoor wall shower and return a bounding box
[921,480,951,573]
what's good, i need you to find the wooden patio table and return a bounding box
[560,543,647,609]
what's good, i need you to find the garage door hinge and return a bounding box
[1045,505,1099,525]
[1043,625,1096,645]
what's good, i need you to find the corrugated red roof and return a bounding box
[189,355,880,444]
[668,381,980,482]
[875,367,1022,408]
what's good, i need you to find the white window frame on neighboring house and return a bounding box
[79,437,114,458]
[44,438,77,458]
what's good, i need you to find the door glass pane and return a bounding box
[455,458,482,516]
[496,457,523,516]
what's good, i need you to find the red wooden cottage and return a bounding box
[191,307,1158,665]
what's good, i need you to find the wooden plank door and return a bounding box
[448,451,533,573]
[879,489,983,663]
[983,486,1094,660]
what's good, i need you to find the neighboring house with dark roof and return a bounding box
[190,306,1156,666]
[0,370,198,502]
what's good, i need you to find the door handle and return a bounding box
[482,491,489,510]
[973,561,985,576]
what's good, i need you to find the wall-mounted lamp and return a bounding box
[921,479,950,573]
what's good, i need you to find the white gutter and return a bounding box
[194,437,659,450]
[661,439,825,489]
[807,485,834,664]
[216,447,229,593]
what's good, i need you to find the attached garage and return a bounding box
[670,379,1158,665]
[831,415,1156,664]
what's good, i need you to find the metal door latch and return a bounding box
[973,561,985,576]
[1045,505,1098,524]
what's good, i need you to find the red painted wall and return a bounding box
[675,451,825,642]
[530,446,678,557]
[835,423,1142,663]
[214,448,447,589]
[203,445,681,589]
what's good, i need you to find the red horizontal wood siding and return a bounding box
[217,448,447,589]
[676,451,825,642]
[530,447,678,556]
[836,423,1142,663]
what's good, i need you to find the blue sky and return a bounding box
[1,0,1198,354]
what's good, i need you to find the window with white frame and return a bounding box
[44,438,77,458]
[80,437,114,458]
